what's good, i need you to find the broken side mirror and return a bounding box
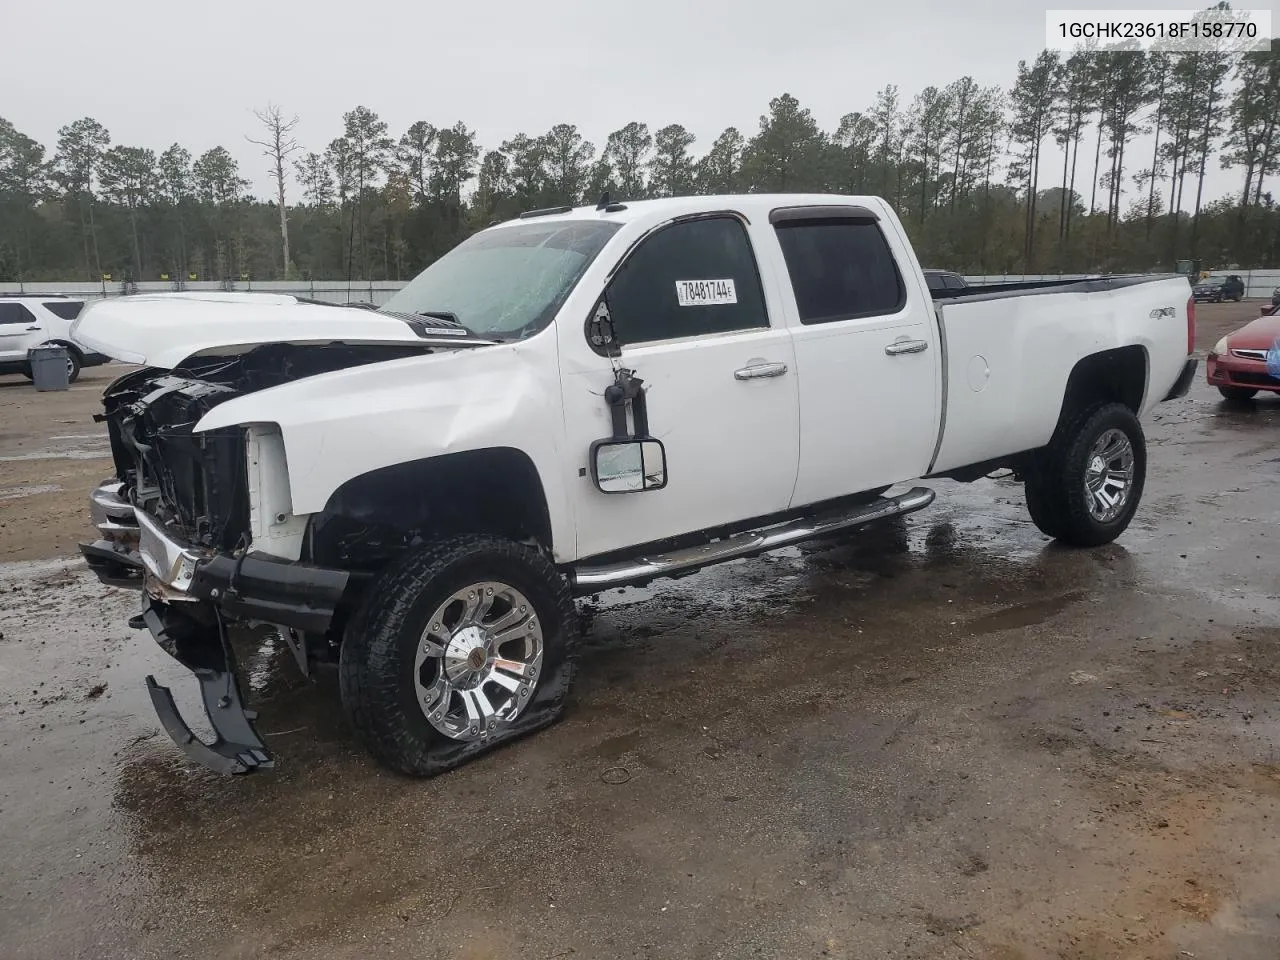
[590,438,667,494]
[587,297,620,357]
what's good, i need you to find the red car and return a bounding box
[1206,303,1280,401]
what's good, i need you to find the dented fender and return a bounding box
[192,335,575,561]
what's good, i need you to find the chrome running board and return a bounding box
[571,486,935,592]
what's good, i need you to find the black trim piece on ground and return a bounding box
[140,598,273,775]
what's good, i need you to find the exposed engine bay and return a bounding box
[101,342,436,550]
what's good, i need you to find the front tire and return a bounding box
[1218,386,1258,402]
[339,535,577,777]
[1023,403,1146,547]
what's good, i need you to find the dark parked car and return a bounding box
[1192,274,1245,303]
[923,269,969,296]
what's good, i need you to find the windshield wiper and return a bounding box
[414,310,464,327]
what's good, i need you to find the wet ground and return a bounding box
[1,301,1278,960]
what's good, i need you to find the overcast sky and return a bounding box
[3,0,1249,205]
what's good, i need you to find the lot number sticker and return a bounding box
[675,278,737,307]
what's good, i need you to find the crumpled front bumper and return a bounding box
[79,481,349,632]
[79,481,351,774]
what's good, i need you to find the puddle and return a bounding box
[965,590,1088,633]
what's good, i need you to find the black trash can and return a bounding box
[30,345,70,391]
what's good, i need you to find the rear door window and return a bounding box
[944,274,966,290]
[605,216,769,346]
[0,303,37,325]
[774,219,905,323]
[42,301,84,320]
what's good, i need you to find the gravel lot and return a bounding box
[1,300,1278,960]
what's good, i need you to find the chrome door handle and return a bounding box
[734,361,788,381]
[885,338,929,356]
[26,326,41,331]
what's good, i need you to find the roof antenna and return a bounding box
[596,191,611,211]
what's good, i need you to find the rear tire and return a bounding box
[1218,386,1258,402]
[339,534,577,777]
[64,349,81,384]
[1023,403,1146,547]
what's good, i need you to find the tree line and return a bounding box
[0,42,1277,284]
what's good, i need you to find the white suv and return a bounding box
[0,295,110,383]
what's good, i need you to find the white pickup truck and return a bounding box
[73,194,1198,776]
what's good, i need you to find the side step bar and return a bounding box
[572,486,935,592]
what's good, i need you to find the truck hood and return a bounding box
[70,292,487,368]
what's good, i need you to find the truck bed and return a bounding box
[927,274,1192,475]
[930,273,1186,302]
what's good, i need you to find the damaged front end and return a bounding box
[81,344,427,772]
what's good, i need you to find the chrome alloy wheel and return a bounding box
[1083,428,1134,523]
[413,581,543,741]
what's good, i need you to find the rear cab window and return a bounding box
[770,209,906,323]
[604,215,770,347]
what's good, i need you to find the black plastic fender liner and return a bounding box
[140,599,274,775]
[1163,357,1199,401]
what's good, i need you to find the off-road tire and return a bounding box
[339,534,578,777]
[1218,386,1258,402]
[1023,403,1146,547]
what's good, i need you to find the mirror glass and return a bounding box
[594,439,667,493]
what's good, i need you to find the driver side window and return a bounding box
[604,216,769,347]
